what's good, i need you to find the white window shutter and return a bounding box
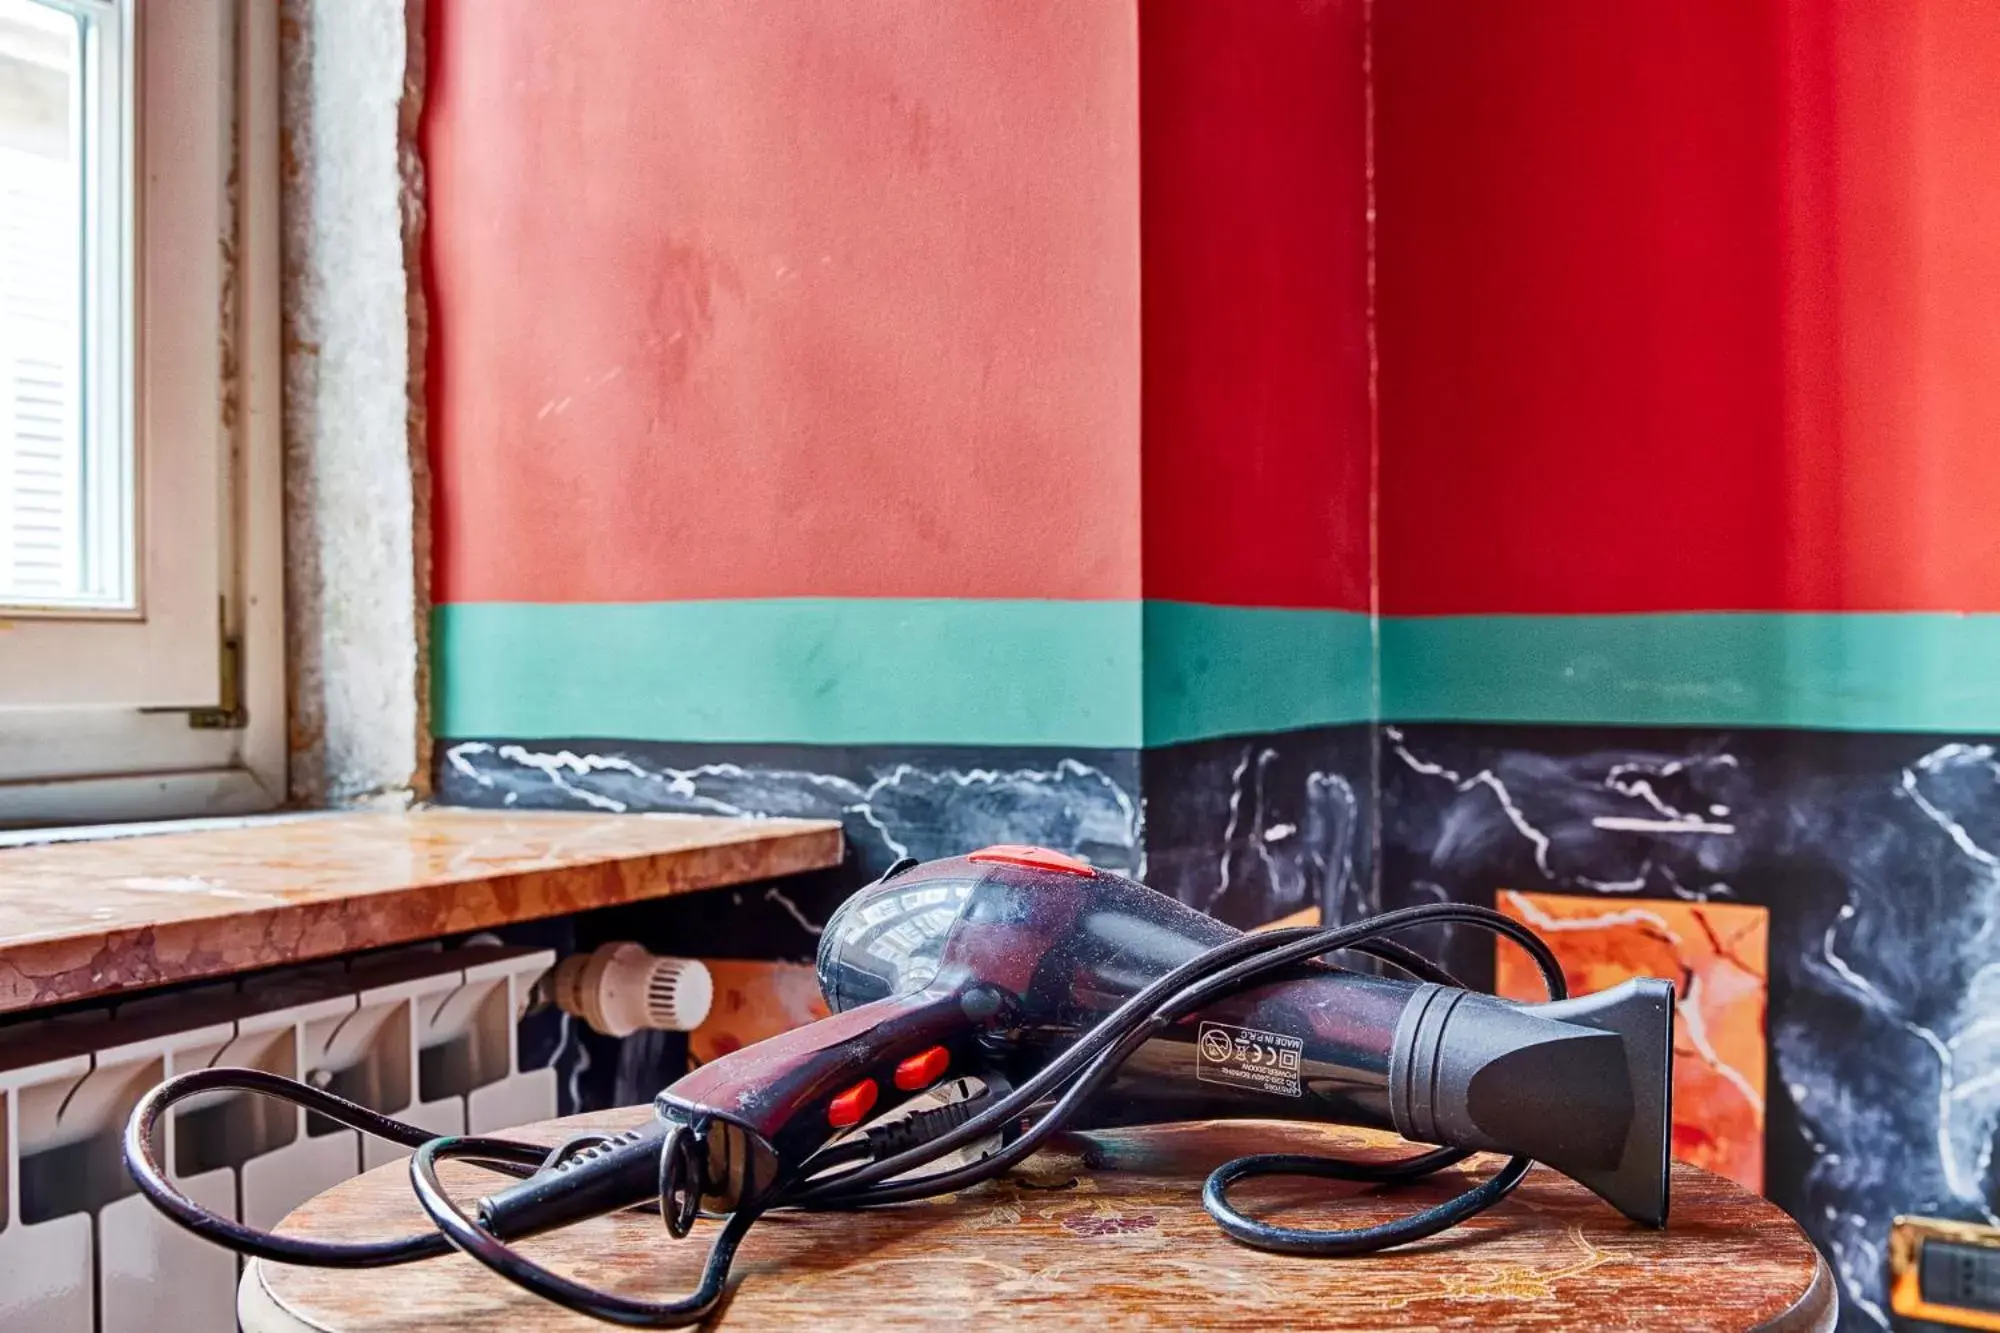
[0,142,83,601]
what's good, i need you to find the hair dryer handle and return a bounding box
[658,981,996,1208]
[479,983,990,1237]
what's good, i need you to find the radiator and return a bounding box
[0,945,555,1333]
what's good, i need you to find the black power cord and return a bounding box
[125,900,1564,1327]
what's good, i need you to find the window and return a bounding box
[2,0,127,611]
[0,0,281,825]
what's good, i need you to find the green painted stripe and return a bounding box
[1144,603,1374,746]
[1383,612,2000,732]
[440,605,2000,742]
[433,598,1375,748]
[434,599,1144,748]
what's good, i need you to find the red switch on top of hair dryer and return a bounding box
[967,845,1095,876]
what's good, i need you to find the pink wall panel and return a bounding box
[425,0,1141,605]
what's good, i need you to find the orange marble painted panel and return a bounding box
[688,960,830,1065]
[1492,890,1767,1192]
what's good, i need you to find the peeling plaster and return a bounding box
[279,0,428,804]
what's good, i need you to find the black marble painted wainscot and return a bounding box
[1379,722,2000,1331]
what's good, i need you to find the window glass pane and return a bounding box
[0,0,128,610]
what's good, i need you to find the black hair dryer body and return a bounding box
[480,850,1673,1239]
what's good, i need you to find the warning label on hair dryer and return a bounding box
[1195,1022,1303,1098]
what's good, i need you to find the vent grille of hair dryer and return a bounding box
[553,943,713,1037]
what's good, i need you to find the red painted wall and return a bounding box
[426,0,1141,605]
[1140,0,1372,612]
[1376,0,2000,616]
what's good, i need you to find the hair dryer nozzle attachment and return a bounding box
[1389,977,1675,1227]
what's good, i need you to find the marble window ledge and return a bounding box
[0,808,843,1015]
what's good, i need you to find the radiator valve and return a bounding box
[552,943,713,1037]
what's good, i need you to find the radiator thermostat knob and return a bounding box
[553,943,713,1037]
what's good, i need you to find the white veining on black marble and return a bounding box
[763,886,827,937]
[1384,725,2000,1331]
[442,741,1143,875]
[1140,729,1373,928]
[1383,726,1745,898]
[1205,745,1368,925]
[556,1012,589,1116]
[443,730,1378,937]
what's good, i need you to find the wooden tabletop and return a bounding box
[244,1110,1835,1332]
[0,810,842,1014]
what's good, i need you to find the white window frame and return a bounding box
[0,0,283,825]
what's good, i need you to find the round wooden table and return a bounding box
[242,1109,1835,1331]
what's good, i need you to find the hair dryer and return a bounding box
[477,847,1671,1234]
[126,848,1674,1327]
